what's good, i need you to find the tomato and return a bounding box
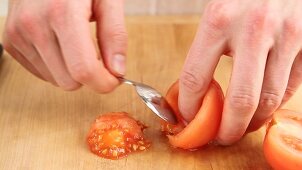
[87,112,151,160]
[263,109,302,170]
[161,80,224,149]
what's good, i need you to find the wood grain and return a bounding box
[0,16,301,170]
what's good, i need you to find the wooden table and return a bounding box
[0,16,301,170]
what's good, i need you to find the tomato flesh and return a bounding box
[87,112,151,160]
[102,129,124,147]
[263,109,302,170]
[161,80,224,149]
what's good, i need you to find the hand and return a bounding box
[3,0,127,93]
[179,0,302,145]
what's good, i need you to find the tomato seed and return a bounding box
[132,144,138,151]
[139,146,146,151]
[112,150,118,157]
[102,149,108,155]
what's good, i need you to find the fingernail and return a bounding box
[112,54,126,75]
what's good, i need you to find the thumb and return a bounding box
[94,0,127,76]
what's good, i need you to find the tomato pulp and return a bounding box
[161,80,224,149]
[87,112,151,160]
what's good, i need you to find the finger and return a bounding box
[247,26,301,132]
[282,52,302,104]
[178,2,232,121]
[4,23,57,85]
[25,22,81,91]
[217,13,273,145]
[94,0,127,76]
[3,40,46,81]
[51,12,119,93]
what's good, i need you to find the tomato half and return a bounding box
[161,80,224,149]
[263,109,302,170]
[87,112,151,160]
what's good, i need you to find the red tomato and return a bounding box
[263,109,302,170]
[87,112,151,160]
[161,80,224,149]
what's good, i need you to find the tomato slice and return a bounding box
[87,112,151,160]
[263,109,302,170]
[161,80,224,149]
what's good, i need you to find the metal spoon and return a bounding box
[119,77,178,125]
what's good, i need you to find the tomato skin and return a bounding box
[87,112,150,160]
[162,80,224,149]
[263,110,302,170]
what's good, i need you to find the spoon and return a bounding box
[119,77,178,125]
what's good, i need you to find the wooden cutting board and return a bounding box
[0,16,301,170]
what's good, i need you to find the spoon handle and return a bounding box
[118,77,136,86]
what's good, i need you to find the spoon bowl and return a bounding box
[119,77,178,125]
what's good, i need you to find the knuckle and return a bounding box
[47,0,65,17]
[247,9,266,27]
[180,69,207,94]
[245,7,276,34]
[259,91,282,110]
[283,88,296,102]
[69,62,95,82]
[47,1,67,25]
[228,86,258,113]
[4,23,18,42]
[204,1,232,30]
[283,18,302,38]
[243,9,276,47]
[17,12,38,33]
[107,24,128,43]
[247,6,277,31]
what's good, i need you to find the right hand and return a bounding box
[178,0,302,145]
[3,0,127,93]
